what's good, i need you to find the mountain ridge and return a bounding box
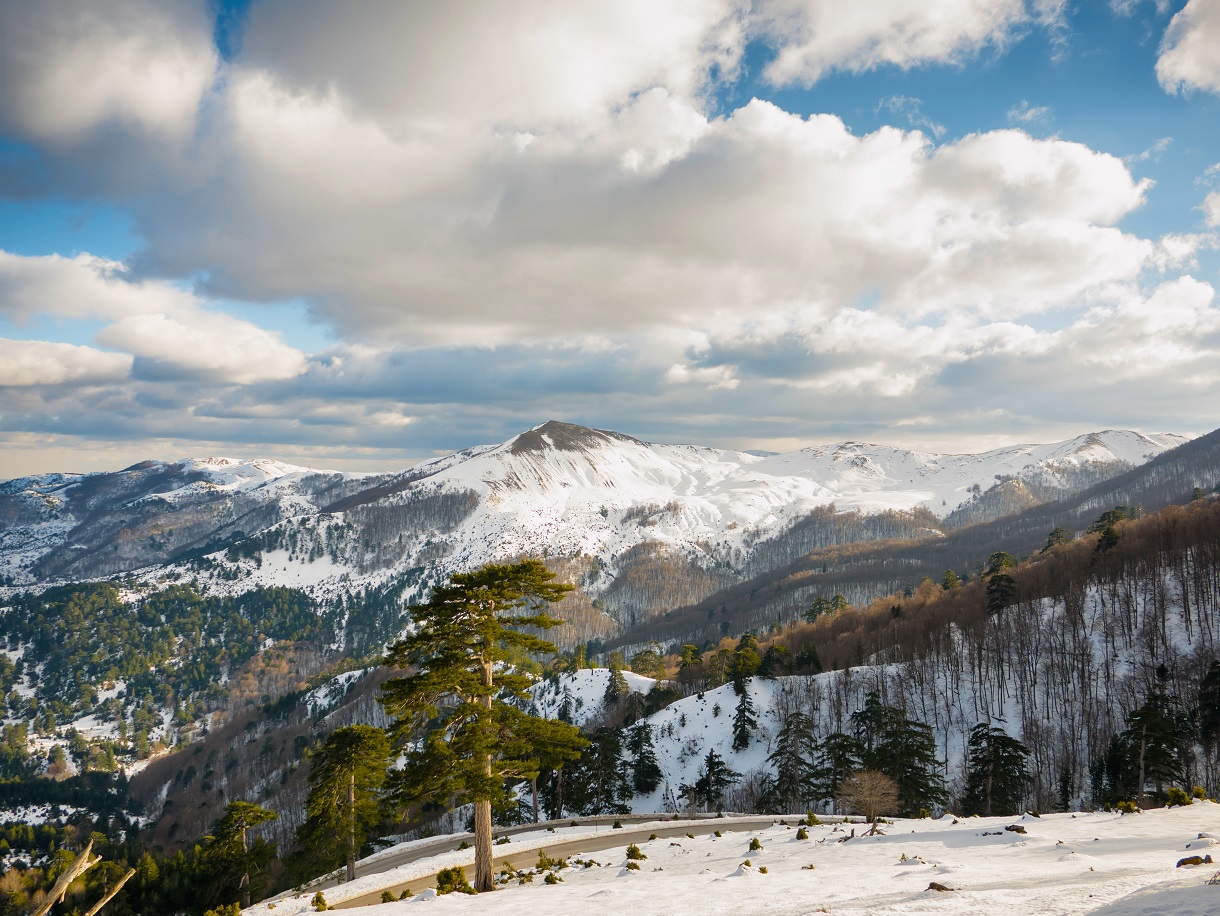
[0,422,1189,592]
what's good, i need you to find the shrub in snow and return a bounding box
[1166,787,1190,807]
[436,866,476,895]
[749,837,763,851]
[796,827,809,840]
[625,843,646,860]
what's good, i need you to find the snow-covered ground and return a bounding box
[246,804,1220,916]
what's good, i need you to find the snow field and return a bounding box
[245,804,1220,916]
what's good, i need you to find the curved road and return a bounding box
[328,816,830,909]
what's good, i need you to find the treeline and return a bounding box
[743,504,942,577]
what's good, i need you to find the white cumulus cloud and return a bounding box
[0,251,307,385]
[0,339,132,387]
[755,0,1054,86]
[1157,0,1220,94]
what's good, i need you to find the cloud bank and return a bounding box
[0,0,1215,474]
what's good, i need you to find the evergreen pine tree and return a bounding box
[766,711,817,813]
[813,731,864,810]
[732,689,757,752]
[852,693,947,815]
[1198,661,1220,758]
[683,750,740,812]
[1122,689,1185,804]
[380,560,587,892]
[804,596,832,622]
[604,660,629,708]
[794,644,823,675]
[678,644,703,691]
[511,716,587,824]
[565,726,632,815]
[296,725,390,883]
[758,644,791,678]
[962,723,1030,816]
[731,634,760,693]
[201,801,278,910]
[625,722,663,795]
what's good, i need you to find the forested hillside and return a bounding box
[609,426,1220,651]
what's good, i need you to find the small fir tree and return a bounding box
[732,690,758,752]
[625,722,663,795]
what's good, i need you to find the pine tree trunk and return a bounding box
[1137,728,1147,808]
[556,767,564,819]
[240,826,250,908]
[532,775,539,824]
[347,771,357,883]
[985,754,994,817]
[474,796,494,891]
[474,655,496,892]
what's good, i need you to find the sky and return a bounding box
[0,0,1219,477]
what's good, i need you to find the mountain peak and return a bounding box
[507,420,643,455]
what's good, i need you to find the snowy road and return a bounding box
[333,816,788,908]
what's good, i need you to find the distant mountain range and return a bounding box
[0,422,1189,614]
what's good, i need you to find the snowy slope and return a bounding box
[0,456,377,584]
[529,669,659,727]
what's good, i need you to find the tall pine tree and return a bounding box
[852,693,947,815]
[380,560,587,892]
[813,732,864,811]
[565,726,632,815]
[1122,689,1184,805]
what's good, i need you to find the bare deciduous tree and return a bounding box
[836,769,900,823]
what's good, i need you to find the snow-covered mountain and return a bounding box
[0,455,382,583]
[0,421,1187,593]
